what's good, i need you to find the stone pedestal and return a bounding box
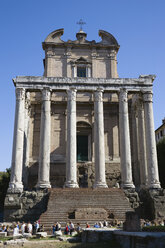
[143,92,160,189]
[119,89,135,189]
[93,88,107,188]
[37,88,51,189]
[123,211,141,232]
[65,88,79,188]
[8,88,25,193]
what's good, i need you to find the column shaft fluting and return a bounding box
[119,89,135,189]
[137,97,148,188]
[143,92,160,189]
[65,88,78,188]
[9,88,25,192]
[94,88,108,188]
[37,88,51,189]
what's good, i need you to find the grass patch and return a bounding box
[142,225,165,232]
[0,236,13,241]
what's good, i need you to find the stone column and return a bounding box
[137,96,148,188]
[119,89,135,189]
[131,96,140,188]
[94,88,108,188]
[143,92,161,189]
[22,92,30,188]
[37,88,51,189]
[65,88,79,188]
[8,88,25,192]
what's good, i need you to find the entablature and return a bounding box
[13,75,155,93]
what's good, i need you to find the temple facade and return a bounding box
[8,28,161,193]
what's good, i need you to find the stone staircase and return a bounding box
[40,188,133,231]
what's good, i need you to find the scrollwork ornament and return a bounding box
[16,88,25,100]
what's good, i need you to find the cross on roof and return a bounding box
[77,19,86,31]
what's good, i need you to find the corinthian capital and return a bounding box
[119,88,128,103]
[143,91,153,103]
[15,88,25,100]
[67,88,77,101]
[94,88,104,102]
[42,87,51,101]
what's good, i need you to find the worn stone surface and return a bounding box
[4,191,49,222]
[139,188,165,220]
[75,208,107,220]
[82,228,114,243]
[114,230,165,248]
[123,211,141,232]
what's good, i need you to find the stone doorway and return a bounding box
[77,135,88,161]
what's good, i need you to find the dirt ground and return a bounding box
[0,240,121,248]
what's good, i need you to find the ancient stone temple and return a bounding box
[4,28,164,225]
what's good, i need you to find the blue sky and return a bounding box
[0,0,165,171]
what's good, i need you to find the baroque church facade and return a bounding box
[5,28,164,224]
[8,28,160,192]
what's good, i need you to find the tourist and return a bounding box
[13,224,20,237]
[69,221,74,234]
[16,222,20,230]
[27,221,33,234]
[64,223,70,235]
[55,222,61,231]
[76,223,81,234]
[2,225,7,232]
[52,224,56,235]
[99,222,103,228]
[33,221,39,234]
[39,224,44,232]
[21,221,26,235]
[103,220,108,227]
[94,223,99,228]
[86,222,90,228]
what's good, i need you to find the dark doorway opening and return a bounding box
[77,135,88,161]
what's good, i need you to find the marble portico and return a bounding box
[7,28,161,194]
[8,75,160,192]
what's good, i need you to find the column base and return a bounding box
[36,181,51,189]
[149,182,161,189]
[121,182,135,189]
[65,181,79,188]
[93,181,108,188]
[8,182,23,193]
